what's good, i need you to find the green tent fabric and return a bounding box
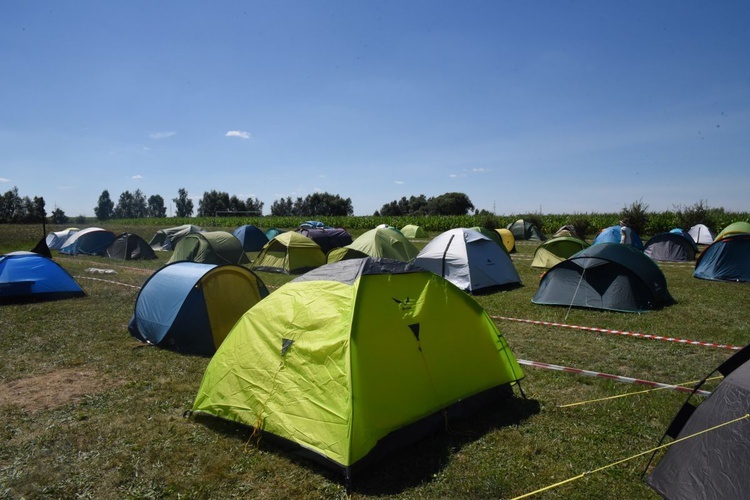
[531,236,590,269]
[250,231,326,274]
[716,221,750,240]
[507,219,547,241]
[469,226,508,252]
[149,224,204,251]
[329,226,419,263]
[192,258,524,478]
[400,224,427,239]
[168,231,249,265]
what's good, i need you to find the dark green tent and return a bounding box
[168,231,250,265]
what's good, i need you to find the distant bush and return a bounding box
[620,199,649,236]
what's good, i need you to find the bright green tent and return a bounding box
[328,226,419,263]
[192,258,524,478]
[400,224,427,239]
[250,231,326,274]
[716,221,750,240]
[167,231,249,265]
[531,236,590,269]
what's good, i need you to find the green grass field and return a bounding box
[1,223,748,499]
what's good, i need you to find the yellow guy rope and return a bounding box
[510,413,750,500]
[558,376,722,408]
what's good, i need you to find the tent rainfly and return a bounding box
[592,225,644,250]
[59,227,117,256]
[531,236,590,269]
[106,233,157,260]
[507,219,547,241]
[495,228,516,253]
[45,228,79,250]
[0,251,85,303]
[643,232,697,262]
[232,225,269,252]
[328,226,419,263]
[148,224,204,251]
[716,221,750,241]
[694,233,750,282]
[168,231,250,265]
[688,224,715,245]
[400,224,427,239]
[191,257,524,481]
[295,227,353,254]
[250,231,327,274]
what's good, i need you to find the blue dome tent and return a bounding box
[0,251,85,303]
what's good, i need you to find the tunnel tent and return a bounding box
[45,228,79,250]
[59,227,117,256]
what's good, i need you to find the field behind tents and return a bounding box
[1,222,749,499]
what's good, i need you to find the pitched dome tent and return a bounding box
[191,257,524,479]
[495,228,516,253]
[148,224,204,251]
[0,251,85,303]
[168,231,250,265]
[694,233,750,282]
[643,232,697,262]
[250,231,326,274]
[232,225,269,252]
[688,223,715,245]
[413,228,521,293]
[592,225,643,250]
[105,233,157,260]
[532,243,674,313]
[531,236,590,269]
[295,227,353,254]
[469,226,507,251]
[59,227,117,256]
[128,262,268,355]
[45,228,79,250]
[507,219,547,241]
[716,221,750,240]
[400,224,427,239]
[553,224,581,239]
[646,345,750,499]
[328,226,419,263]
[264,227,285,240]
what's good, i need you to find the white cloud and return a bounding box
[149,131,176,140]
[132,174,143,180]
[395,180,404,184]
[472,168,489,173]
[226,130,251,139]
[0,177,9,183]
[449,173,467,178]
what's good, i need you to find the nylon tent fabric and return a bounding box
[105,233,157,260]
[59,227,117,256]
[295,227,353,254]
[643,232,697,262]
[331,226,419,263]
[250,231,326,274]
[469,227,507,252]
[232,225,269,252]
[400,224,427,239]
[646,345,750,500]
[530,236,590,269]
[592,225,643,250]
[0,251,85,303]
[326,246,369,263]
[688,223,715,245]
[168,231,250,265]
[191,257,524,479]
[148,224,204,251]
[716,221,750,240]
[553,225,581,239]
[532,243,674,312]
[264,227,285,240]
[128,262,268,355]
[495,228,516,253]
[45,228,79,250]
[507,219,547,241]
[413,228,521,293]
[694,234,750,282]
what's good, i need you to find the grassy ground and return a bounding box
[1,223,748,499]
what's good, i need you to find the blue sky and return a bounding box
[2,1,748,217]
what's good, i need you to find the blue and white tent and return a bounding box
[45,228,79,250]
[232,225,269,252]
[0,251,85,303]
[59,227,116,256]
[694,234,750,282]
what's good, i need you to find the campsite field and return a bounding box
[1,222,748,499]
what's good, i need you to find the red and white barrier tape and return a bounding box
[518,359,712,396]
[493,316,741,351]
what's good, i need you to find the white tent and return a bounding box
[413,228,521,293]
[45,228,79,250]
[688,224,715,245]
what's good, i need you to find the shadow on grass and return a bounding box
[190,392,540,495]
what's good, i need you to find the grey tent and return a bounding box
[532,243,674,312]
[643,232,697,262]
[295,227,353,254]
[106,233,157,260]
[646,344,750,499]
[507,219,547,241]
[149,225,204,251]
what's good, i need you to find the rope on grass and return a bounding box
[518,359,712,397]
[74,276,142,290]
[493,315,742,351]
[510,413,750,499]
[558,375,721,408]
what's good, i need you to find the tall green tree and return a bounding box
[51,207,69,224]
[173,188,194,217]
[147,194,167,218]
[270,196,294,216]
[94,190,114,220]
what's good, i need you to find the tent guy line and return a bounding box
[517,359,712,396]
[493,316,742,351]
[74,276,142,290]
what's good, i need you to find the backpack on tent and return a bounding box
[532,243,674,312]
[191,257,524,481]
[168,231,250,265]
[106,233,157,260]
[646,344,750,499]
[413,228,521,293]
[250,232,326,274]
[129,262,268,355]
[694,233,750,282]
[531,236,590,269]
[0,251,85,303]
